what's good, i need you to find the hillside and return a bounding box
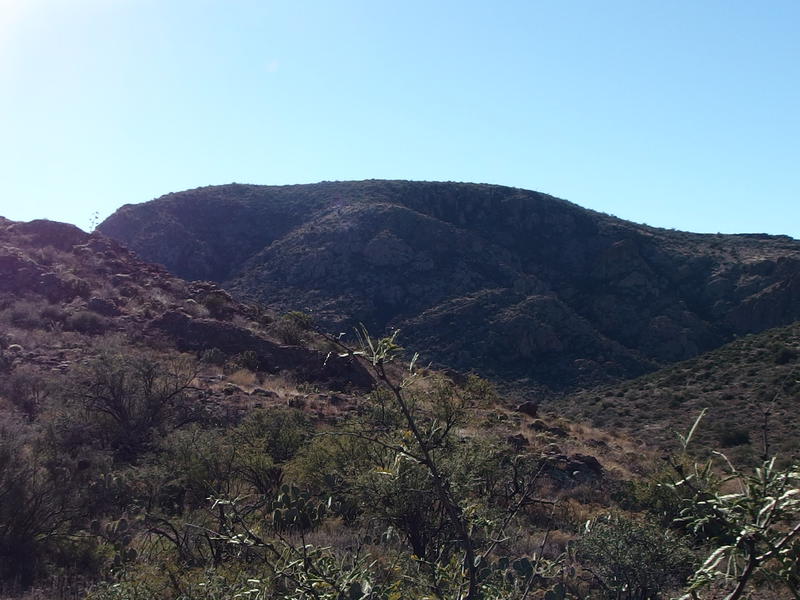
[0,217,373,398]
[2,216,797,599]
[99,180,800,390]
[0,217,647,596]
[556,320,800,466]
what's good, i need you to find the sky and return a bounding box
[0,0,798,237]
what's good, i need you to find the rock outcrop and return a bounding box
[150,311,374,391]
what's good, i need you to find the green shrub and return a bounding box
[200,347,227,365]
[575,513,695,599]
[270,311,313,345]
[154,426,236,512]
[234,407,310,464]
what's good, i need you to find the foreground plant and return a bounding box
[325,326,563,600]
[668,410,800,600]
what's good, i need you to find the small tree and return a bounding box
[0,417,78,586]
[73,351,196,460]
[326,326,559,600]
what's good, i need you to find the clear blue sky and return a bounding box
[1,0,798,237]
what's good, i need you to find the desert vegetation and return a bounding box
[2,324,798,599]
[1,218,798,599]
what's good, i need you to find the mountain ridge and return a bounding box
[99,180,800,390]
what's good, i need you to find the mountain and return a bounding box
[99,180,800,390]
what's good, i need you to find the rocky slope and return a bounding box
[0,217,373,406]
[99,180,800,389]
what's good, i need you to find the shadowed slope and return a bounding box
[99,180,800,389]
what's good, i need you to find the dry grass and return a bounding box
[226,368,259,389]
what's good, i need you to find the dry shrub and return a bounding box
[65,311,109,335]
[227,369,257,388]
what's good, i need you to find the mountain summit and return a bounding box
[99,180,800,389]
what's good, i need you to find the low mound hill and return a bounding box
[99,180,800,390]
[556,320,800,465]
[0,216,375,411]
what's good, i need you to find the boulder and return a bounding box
[88,297,121,317]
[515,400,539,417]
[527,419,567,437]
[507,433,529,449]
[0,251,43,292]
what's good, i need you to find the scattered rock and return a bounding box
[527,419,567,437]
[112,273,132,286]
[150,311,375,390]
[38,272,90,302]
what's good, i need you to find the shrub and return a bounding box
[719,427,750,447]
[234,407,310,464]
[270,311,313,345]
[6,299,42,328]
[69,352,196,460]
[40,303,68,325]
[575,513,695,599]
[66,310,110,335]
[230,349,259,371]
[201,290,232,319]
[155,426,237,512]
[773,344,798,365]
[200,347,227,365]
[0,417,81,586]
[666,410,800,599]
[1,364,53,418]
